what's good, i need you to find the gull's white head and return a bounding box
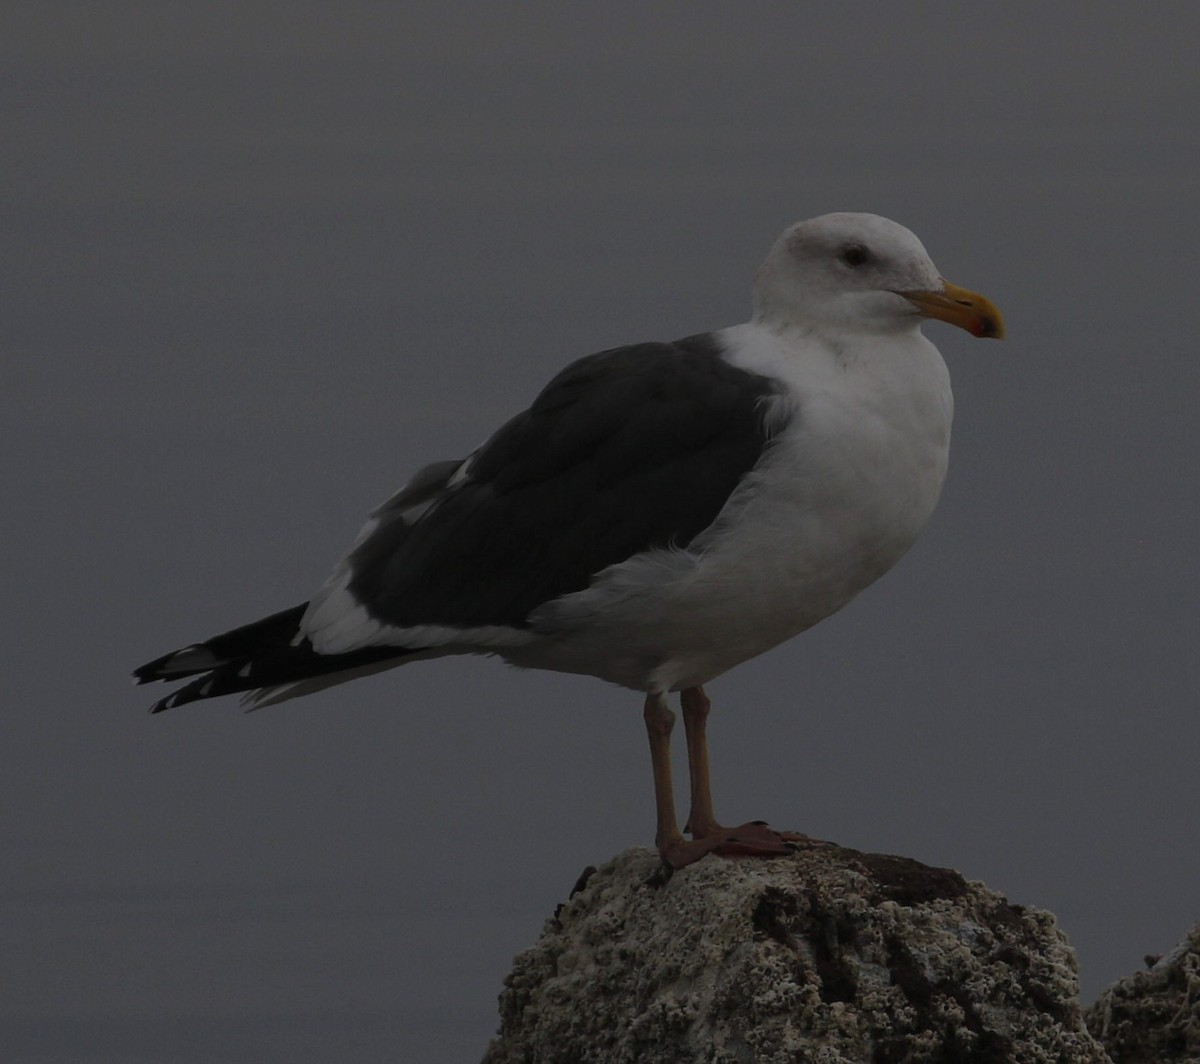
[753,212,1004,341]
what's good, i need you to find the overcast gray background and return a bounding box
[5,3,1199,1061]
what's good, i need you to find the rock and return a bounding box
[1085,924,1200,1061]
[483,844,1107,1063]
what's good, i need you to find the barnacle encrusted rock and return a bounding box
[483,844,1107,1063]
[1084,923,1200,1062]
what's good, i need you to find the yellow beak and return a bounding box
[901,280,1005,339]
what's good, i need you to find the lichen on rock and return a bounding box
[483,843,1108,1063]
[1084,923,1200,1062]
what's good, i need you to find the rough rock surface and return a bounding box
[483,844,1107,1063]
[1084,924,1200,1062]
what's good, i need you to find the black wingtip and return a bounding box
[134,645,226,685]
[145,674,216,713]
[148,690,178,713]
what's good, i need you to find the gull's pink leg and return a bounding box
[678,685,803,860]
[680,685,721,838]
[643,692,684,856]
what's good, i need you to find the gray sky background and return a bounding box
[6,4,1199,1060]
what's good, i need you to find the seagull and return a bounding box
[135,212,1004,868]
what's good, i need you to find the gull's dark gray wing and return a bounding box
[341,333,783,634]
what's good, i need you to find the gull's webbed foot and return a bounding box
[659,821,815,869]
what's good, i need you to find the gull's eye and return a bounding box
[840,244,870,268]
